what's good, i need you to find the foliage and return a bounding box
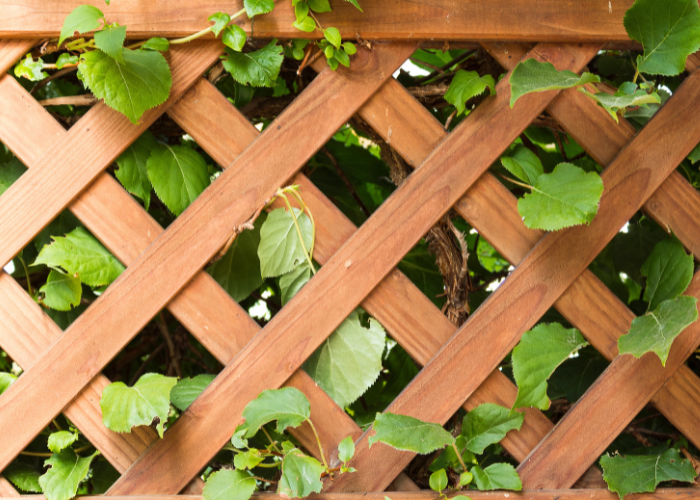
[39,450,100,500]
[369,412,455,454]
[461,404,524,454]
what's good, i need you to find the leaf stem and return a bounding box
[261,426,282,453]
[169,7,247,45]
[305,417,329,469]
[288,189,316,262]
[451,443,468,472]
[52,419,63,431]
[496,173,533,191]
[19,451,53,457]
[17,255,33,297]
[277,190,316,276]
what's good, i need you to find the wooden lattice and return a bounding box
[1,3,700,499]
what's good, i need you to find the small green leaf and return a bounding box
[517,163,604,231]
[142,37,170,52]
[641,237,694,312]
[462,404,524,454]
[303,310,386,408]
[39,270,82,311]
[334,48,350,67]
[0,158,27,196]
[369,412,455,454]
[471,464,522,491]
[222,40,284,87]
[324,27,342,49]
[244,0,275,17]
[624,0,700,76]
[343,42,357,55]
[279,263,313,305]
[59,5,104,47]
[512,323,588,410]
[0,372,17,395]
[100,373,177,438]
[203,469,256,500]
[47,431,79,453]
[308,0,332,12]
[281,441,296,455]
[169,374,216,411]
[688,141,700,164]
[115,130,157,209]
[234,449,265,470]
[33,227,125,287]
[207,214,264,302]
[500,146,543,185]
[80,48,172,124]
[258,207,313,278]
[208,12,231,37]
[240,387,311,438]
[444,70,495,115]
[581,88,661,123]
[601,449,697,499]
[344,0,363,12]
[231,426,249,449]
[94,24,127,63]
[324,46,335,59]
[56,53,79,69]
[15,54,47,81]
[509,59,600,107]
[295,2,310,22]
[618,296,699,366]
[146,143,210,216]
[223,25,247,52]
[459,471,473,486]
[39,449,100,500]
[293,15,317,32]
[278,449,325,498]
[338,436,355,463]
[4,462,42,492]
[429,469,448,493]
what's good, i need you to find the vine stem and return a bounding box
[496,173,533,191]
[168,7,247,46]
[451,443,468,472]
[305,418,329,469]
[17,255,33,297]
[287,188,316,261]
[261,426,282,453]
[277,190,316,276]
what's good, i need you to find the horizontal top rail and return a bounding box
[0,0,636,41]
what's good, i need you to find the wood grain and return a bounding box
[0,0,635,41]
[0,38,36,74]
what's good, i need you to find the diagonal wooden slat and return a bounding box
[0,41,415,474]
[325,58,700,493]
[0,38,35,73]
[98,42,599,495]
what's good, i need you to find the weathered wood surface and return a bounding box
[0,0,635,41]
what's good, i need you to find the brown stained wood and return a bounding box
[0,42,414,480]
[326,51,700,493]
[1,0,635,41]
[0,38,36,74]
[98,42,598,495]
[0,477,18,497]
[0,41,223,269]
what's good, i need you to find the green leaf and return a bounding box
[641,237,694,312]
[500,146,543,185]
[207,214,264,302]
[234,449,265,470]
[240,387,311,438]
[324,27,342,49]
[0,372,16,395]
[79,48,172,124]
[517,163,604,231]
[15,54,47,81]
[56,53,79,69]
[231,426,249,448]
[512,323,589,410]
[59,5,104,47]
[39,449,100,500]
[344,0,363,12]
[581,88,661,123]
[258,207,313,278]
[688,141,700,164]
[223,25,247,52]
[601,449,697,499]
[244,0,275,17]
[343,42,357,55]
[94,25,127,63]
[39,270,82,311]
[334,48,350,67]
[115,130,157,209]
[0,157,27,196]
[624,0,700,76]
[303,310,386,408]
[142,37,170,52]
[100,373,178,438]
[429,469,448,493]
[35,211,82,254]
[47,431,79,453]
[509,59,600,107]
[308,0,332,13]
[279,263,313,305]
[278,449,325,498]
[459,472,473,486]
[462,404,524,454]
[338,436,355,463]
[208,13,231,37]
[146,143,210,216]
[618,296,699,366]
[471,464,522,491]
[295,2,309,22]
[169,374,216,411]
[90,459,120,494]
[293,16,317,32]
[4,462,42,492]
[444,70,495,115]
[369,412,455,454]
[203,469,256,500]
[33,227,125,287]
[222,40,284,87]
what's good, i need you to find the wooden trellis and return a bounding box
[1,1,700,499]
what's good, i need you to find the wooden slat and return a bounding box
[0,41,414,477]
[0,0,635,41]
[326,54,700,493]
[97,42,597,495]
[172,78,552,464]
[0,477,18,497]
[0,41,223,269]
[0,38,35,74]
